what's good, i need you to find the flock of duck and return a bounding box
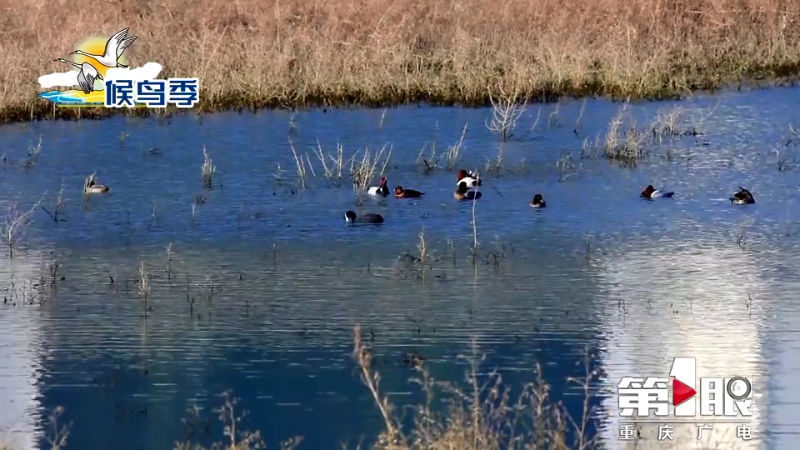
[343,169,758,224]
[80,169,757,225]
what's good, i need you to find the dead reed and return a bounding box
[41,187,67,222]
[573,102,708,165]
[288,141,391,192]
[1,194,45,258]
[21,136,43,170]
[3,0,800,122]
[352,324,603,450]
[201,146,216,189]
[445,123,469,170]
[138,261,150,312]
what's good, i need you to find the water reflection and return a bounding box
[597,240,768,448]
[0,251,45,449]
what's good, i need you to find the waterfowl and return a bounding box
[367,177,389,197]
[457,169,482,189]
[730,187,755,205]
[395,186,424,198]
[641,185,674,199]
[83,173,110,194]
[455,182,482,201]
[344,210,384,223]
[530,194,546,208]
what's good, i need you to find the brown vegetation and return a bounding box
[1,0,799,121]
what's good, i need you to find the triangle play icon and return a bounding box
[672,378,697,406]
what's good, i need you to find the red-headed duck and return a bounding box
[455,182,482,200]
[367,177,389,197]
[394,186,424,198]
[529,194,546,208]
[457,169,481,189]
[641,185,674,199]
[344,210,384,223]
[730,187,755,205]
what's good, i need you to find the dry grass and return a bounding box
[352,324,602,450]
[2,0,800,122]
[286,141,391,192]
[350,144,393,193]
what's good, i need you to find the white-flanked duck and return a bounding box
[367,177,389,197]
[730,187,755,205]
[84,173,110,194]
[455,181,482,201]
[344,211,384,223]
[529,194,546,208]
[641,185,674,199]
[456,169,481,189]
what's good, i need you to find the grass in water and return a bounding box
[3,0,800,122]
[0,325,754,449]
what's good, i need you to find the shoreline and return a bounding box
[3,75,799,125]
[3,0,799,125]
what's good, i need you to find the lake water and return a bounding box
[1,88,799,450]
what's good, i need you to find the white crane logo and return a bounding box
[38,28,164,106]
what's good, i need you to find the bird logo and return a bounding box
[38,27,163,106]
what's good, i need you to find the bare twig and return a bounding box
[486,84,527,141]
[1,194,45,258]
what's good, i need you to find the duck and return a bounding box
[454,181,482,201]
[457,169,482,189]
[344,210,384,223]
[730,187,755,205]
[529,194,546,208]
[367,177,389,197]
[394,186,424,198]
[641,185,674,199]
[83,173,110,194]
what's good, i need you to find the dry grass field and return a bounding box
[1,0,799,121]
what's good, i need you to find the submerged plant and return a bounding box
[215,390,265,449]
[118,131,130,149]
[201,146,216,189]
[602,103,648,165]
[21,135,43,170]
[174,391,303,450]
[166,243,174,281]
[1,195,44,258]
[312,140,346,187]
[397,227,438,281]
[148,200,161,230]
[44,406,72,450]
[444,122,469,171]
[470,181,480,263]
[650,105,685,143]
[486,84,527,141]
[417,141,440,174]
[41,187,67,222]
[288,137,308,189]
[556,151,578,182]
[351,143,392,193]
[484,145,504,175]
